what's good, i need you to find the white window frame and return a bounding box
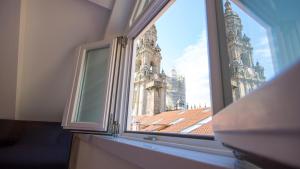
[61,0,233,155]
[211,0,300,167]
[115,1,300,166]
[62,39,117,132]
[62,0,300,166]
[112,0,233,155]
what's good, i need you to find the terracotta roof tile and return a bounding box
[132,108,214,135]
[190,121,214,135]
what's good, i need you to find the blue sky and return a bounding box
[152,0,273,106]
[156,0,207,73]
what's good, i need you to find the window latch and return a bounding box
[108,115,119,137]
[143,136,158,141]
[119,36,128,48]
[111,120,120,137]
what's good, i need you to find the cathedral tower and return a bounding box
[132,25,167,116]
[224,0,265,101]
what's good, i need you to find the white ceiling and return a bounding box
[88,0,115,10]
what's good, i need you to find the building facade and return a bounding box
[166,69,186,111]
[224,0,265,101]
[132,25,186,116]
[132,25,167,116]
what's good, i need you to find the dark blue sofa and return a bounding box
[0,120,73,169]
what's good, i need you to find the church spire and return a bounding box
[224,0,232,13]
[140,25,157,48]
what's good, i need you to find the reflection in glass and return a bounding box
[76,47,110,123]
[223,0,300,101]
[236,0,300,72]
[223,0,268,101]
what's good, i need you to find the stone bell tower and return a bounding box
[224,0,265,101]
[132,25,167,116]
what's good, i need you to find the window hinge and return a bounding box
[111,120,120,137]
[119,36,128,48]
[233,150,246,160]
[108,115,119,137]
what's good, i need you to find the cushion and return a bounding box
[0,145,69,169]
[0,121,21,146]
[18,124,62,145]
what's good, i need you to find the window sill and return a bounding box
[77,134,237,169]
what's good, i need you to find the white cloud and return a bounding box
[173,31,211,107]
[258,36,269,46]
[255,36,272,59]
[253,35,275,80]
[255,48,271,58]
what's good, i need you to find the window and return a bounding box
[212,0,300,168]
[126,0,214,137]
[219,0,300,103]
[76,48,110,123]
[62,0,300,167]
[62,38,125,132]
[128,0,153,28]
[222,0,273,102]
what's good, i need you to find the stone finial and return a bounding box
[225,0,232,13]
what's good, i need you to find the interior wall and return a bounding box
[0,0,21,119]
[71,137,142,169]
[16,0,110,121]
[70,135,231,169]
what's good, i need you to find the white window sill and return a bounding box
[77,134,238,169]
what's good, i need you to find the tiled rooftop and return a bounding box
[131,108,213,136]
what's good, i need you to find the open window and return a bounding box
[209,0,300,168]
[120,0,216,140]
[62,0,300,167]
[62,0,170,135]
[62,38,126,133]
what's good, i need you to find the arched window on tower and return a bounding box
[150,61,155,73]
[151,40,154,46]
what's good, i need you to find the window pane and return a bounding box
[222,0,300,101]
[76,47,110,123]
[127,0,213,136]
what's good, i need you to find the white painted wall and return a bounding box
[0,0,21,119]
[71,137,142,169]
[0,0,135,122]
[15,0,110,121]
[70,135,233,169]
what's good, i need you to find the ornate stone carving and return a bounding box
[224,0,265,101]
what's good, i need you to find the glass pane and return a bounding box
[76,47,110,123]
[222,0,300,101]
[127,0,213,136]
